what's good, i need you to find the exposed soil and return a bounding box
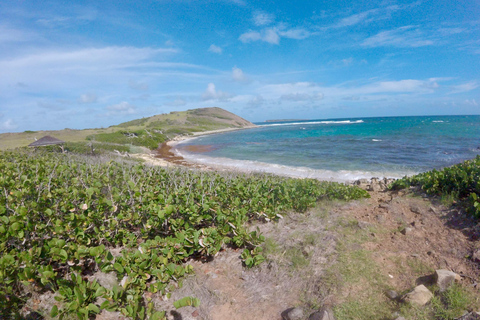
[145,187,480,320]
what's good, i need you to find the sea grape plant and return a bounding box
[0,149,369,318]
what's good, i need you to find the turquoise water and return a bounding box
[175,115,480,181]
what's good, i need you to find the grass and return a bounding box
[399,284,479,320]
[0,107,254,151]
[297,201,480,320]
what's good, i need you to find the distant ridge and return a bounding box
[0,107,255,150]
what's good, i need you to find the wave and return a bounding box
[174,149,411,182]
[372,139,382,142]
[260,120,364,127]
[432,120,444,123]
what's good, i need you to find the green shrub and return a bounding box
[0,149,368,318]
[87,130,165,150]
[390,155,480,218]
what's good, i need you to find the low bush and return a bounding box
[0,149,369,319]
[390,155,480,218]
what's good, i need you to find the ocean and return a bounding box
[174,115,480,182]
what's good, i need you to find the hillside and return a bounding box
[0,107,254,151]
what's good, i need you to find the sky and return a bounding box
[1,0,479,133]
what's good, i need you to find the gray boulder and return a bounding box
[282,307,304,320]
[309,307,336,320]
[435,269,458,292]
[404,284,433,306]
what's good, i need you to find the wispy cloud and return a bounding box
[201,83,232,101]
[232,66,249,83]
[239,25,311,44]
[450,81,479,94]
[105,101,137,116]
[79,93,98,104]
[164,98,187,107]
[281,92,324,101]
[208,44,223,54]
[129,80,149,91]
[239,28,280,44]
[362,26,434,48]
[253,11,275,26]
[0,119,18,131]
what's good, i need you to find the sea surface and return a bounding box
[174,115,480,182]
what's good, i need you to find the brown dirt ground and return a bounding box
[145,187,480,320]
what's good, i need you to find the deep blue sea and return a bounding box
[175,115,480,182]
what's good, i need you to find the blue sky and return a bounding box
[1,0,479,132]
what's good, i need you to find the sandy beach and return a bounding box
[135,126,257,170]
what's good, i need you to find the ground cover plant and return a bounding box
[390,155,480,218]
[0,149,369,319]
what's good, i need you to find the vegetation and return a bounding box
[86,130,166,150]
[0,107,254,151]
[0,149,369,319]
[390,155,480,218]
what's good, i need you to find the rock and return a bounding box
[394,317,407,320]
[368,183,382,192]
[379,203,389,209]
[308,307,336,320]
[435,269,458,292]
[472,249,480,262]
[404,284,433,306]
[92,272,118,291]
[410,205,422,214]
[385,290,399,300]
[357,221,371,230]
[400,227,413,235]
[282,307,304,320]
[96,309,128,320]
[376,214,386,223]
[456,312,480,320]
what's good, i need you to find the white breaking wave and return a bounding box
[260,120,364,127]
[432,121,444,123]
[175,149,407,183]
[372,139,382,142]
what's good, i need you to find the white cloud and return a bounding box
[129,80,149,91]
[281,92,324,101]
[450,81,479,94]
[208,44,223,54]
[335,10,377,28]
[79,93,97,104]
[0,119,18,131]
[106,101,137,115]
[201,83,232,101]
[253,12,275,26]
[248,95,265,107]
[465,99,478,106]
[164,98,186,107]
[239,28,280,44]
[232,66,248,82]
[278,28,311,40]
[0,25,36,44]
[1,47,177,71]
[239,24,312,44]
[362,26,434,48]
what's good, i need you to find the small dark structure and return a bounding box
[28,135,65,147]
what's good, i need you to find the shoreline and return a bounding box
[144,126,257,171]
[140,125,400,183]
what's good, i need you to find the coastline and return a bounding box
[135,126,257,170]
[139,125,401,183]
[132,125,403,183]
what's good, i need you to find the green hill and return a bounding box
[0,107,254,151]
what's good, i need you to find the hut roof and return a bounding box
[28,135,65,147]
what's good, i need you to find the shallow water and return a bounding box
[175,115,480,182]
